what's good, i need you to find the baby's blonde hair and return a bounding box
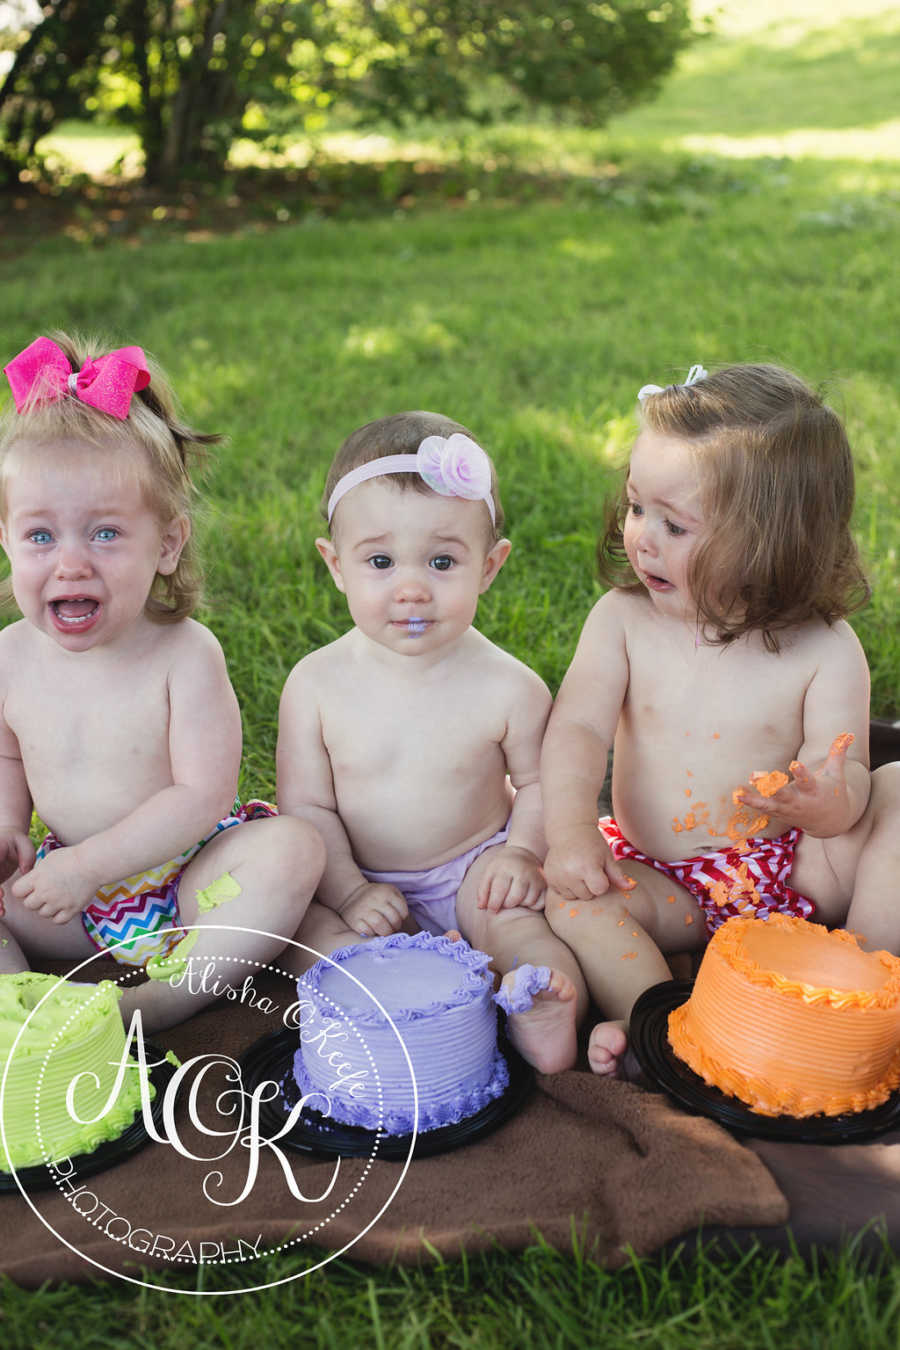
[323,410,505,542]
[599,363,870,650]
[0,331,220,621]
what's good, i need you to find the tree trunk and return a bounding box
[157,0,247,184]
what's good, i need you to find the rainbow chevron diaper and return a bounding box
[34,800,276,967]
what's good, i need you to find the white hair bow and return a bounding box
[637,364,708,403]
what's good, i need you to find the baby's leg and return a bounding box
[119,814,324,1033]
[0,871,97,973]
[791,762,900,948]
[455,849,587,1074]
[280,900,362,977]
[546,862,705,1075]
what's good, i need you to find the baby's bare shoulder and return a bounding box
[0,621,29,695]
[157,617,228,676]
[470,629,549,688]
[776,616,865,672]
[0,618,29,659]
[281,633,353,699]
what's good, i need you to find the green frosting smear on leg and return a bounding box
[145,927,201,981]
[196,871,243,912]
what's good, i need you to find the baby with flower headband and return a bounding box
[540,362,900,1075]
[0,332,324,1031]
[277,410,588,1072]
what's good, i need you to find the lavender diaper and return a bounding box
[360,822,510,935]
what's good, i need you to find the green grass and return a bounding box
[2,0,900,1333]
[4,1231,900,1348]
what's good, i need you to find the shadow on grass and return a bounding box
[0,149,791,256]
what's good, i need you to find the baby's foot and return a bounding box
[500,967,578,1074]
[587,1020,628,1076]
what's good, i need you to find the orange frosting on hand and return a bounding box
[750,769,790,798]
[668,915,900,1118]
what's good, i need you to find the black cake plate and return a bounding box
[239,1025,534,1161]
[0,1044,177,1192]
[630,980,900,1145]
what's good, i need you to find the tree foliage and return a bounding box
[0,0,693,187]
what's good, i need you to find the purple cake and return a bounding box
[289,932,510,1135]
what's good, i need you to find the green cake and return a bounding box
[0,972,150,1171]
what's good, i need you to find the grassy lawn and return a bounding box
[2,0,899,1338]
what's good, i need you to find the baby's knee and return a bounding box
[270,815,325,885]
[871,761,900,817]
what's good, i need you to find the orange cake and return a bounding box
[668,914,900,1118]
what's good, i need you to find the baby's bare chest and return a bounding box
[321,681,505,784]
[6,662,170,773]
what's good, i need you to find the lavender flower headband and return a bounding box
[327,433,496,525]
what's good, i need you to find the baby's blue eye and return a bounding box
[28,529,52,545]
[94,527,119,542]
[665,520,686,537]
[430,555,454,571]
[368,554,392,570]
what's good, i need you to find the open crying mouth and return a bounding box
[52,598,99,624]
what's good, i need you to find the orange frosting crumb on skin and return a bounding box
[621,951,638,960]
[684,914,694,925]
[749,769,790,798]
[671,802,710,834]
[666,894,676,904]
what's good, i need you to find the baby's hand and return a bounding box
[735,733,856,838]
[0,829,36,919]
[10,845,97,925]
[476,845,546,912]
[338,882,408,938]
[543,824,636,903]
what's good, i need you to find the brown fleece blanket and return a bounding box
[2,958,898,1287]
[0,959,788,1287]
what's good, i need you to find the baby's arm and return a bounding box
[476,667,552,911]
[541,594,635,900]
[277,661,406,938]
[0,700,35,911]
[736,622,871,837]
[12,626,240,924]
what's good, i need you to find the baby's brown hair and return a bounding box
[0,331,220,621]
[599,363,870,650]
[323,410,505,542]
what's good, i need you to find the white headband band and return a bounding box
[327,433,496,525]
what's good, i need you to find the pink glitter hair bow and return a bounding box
[4,336,150,420]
